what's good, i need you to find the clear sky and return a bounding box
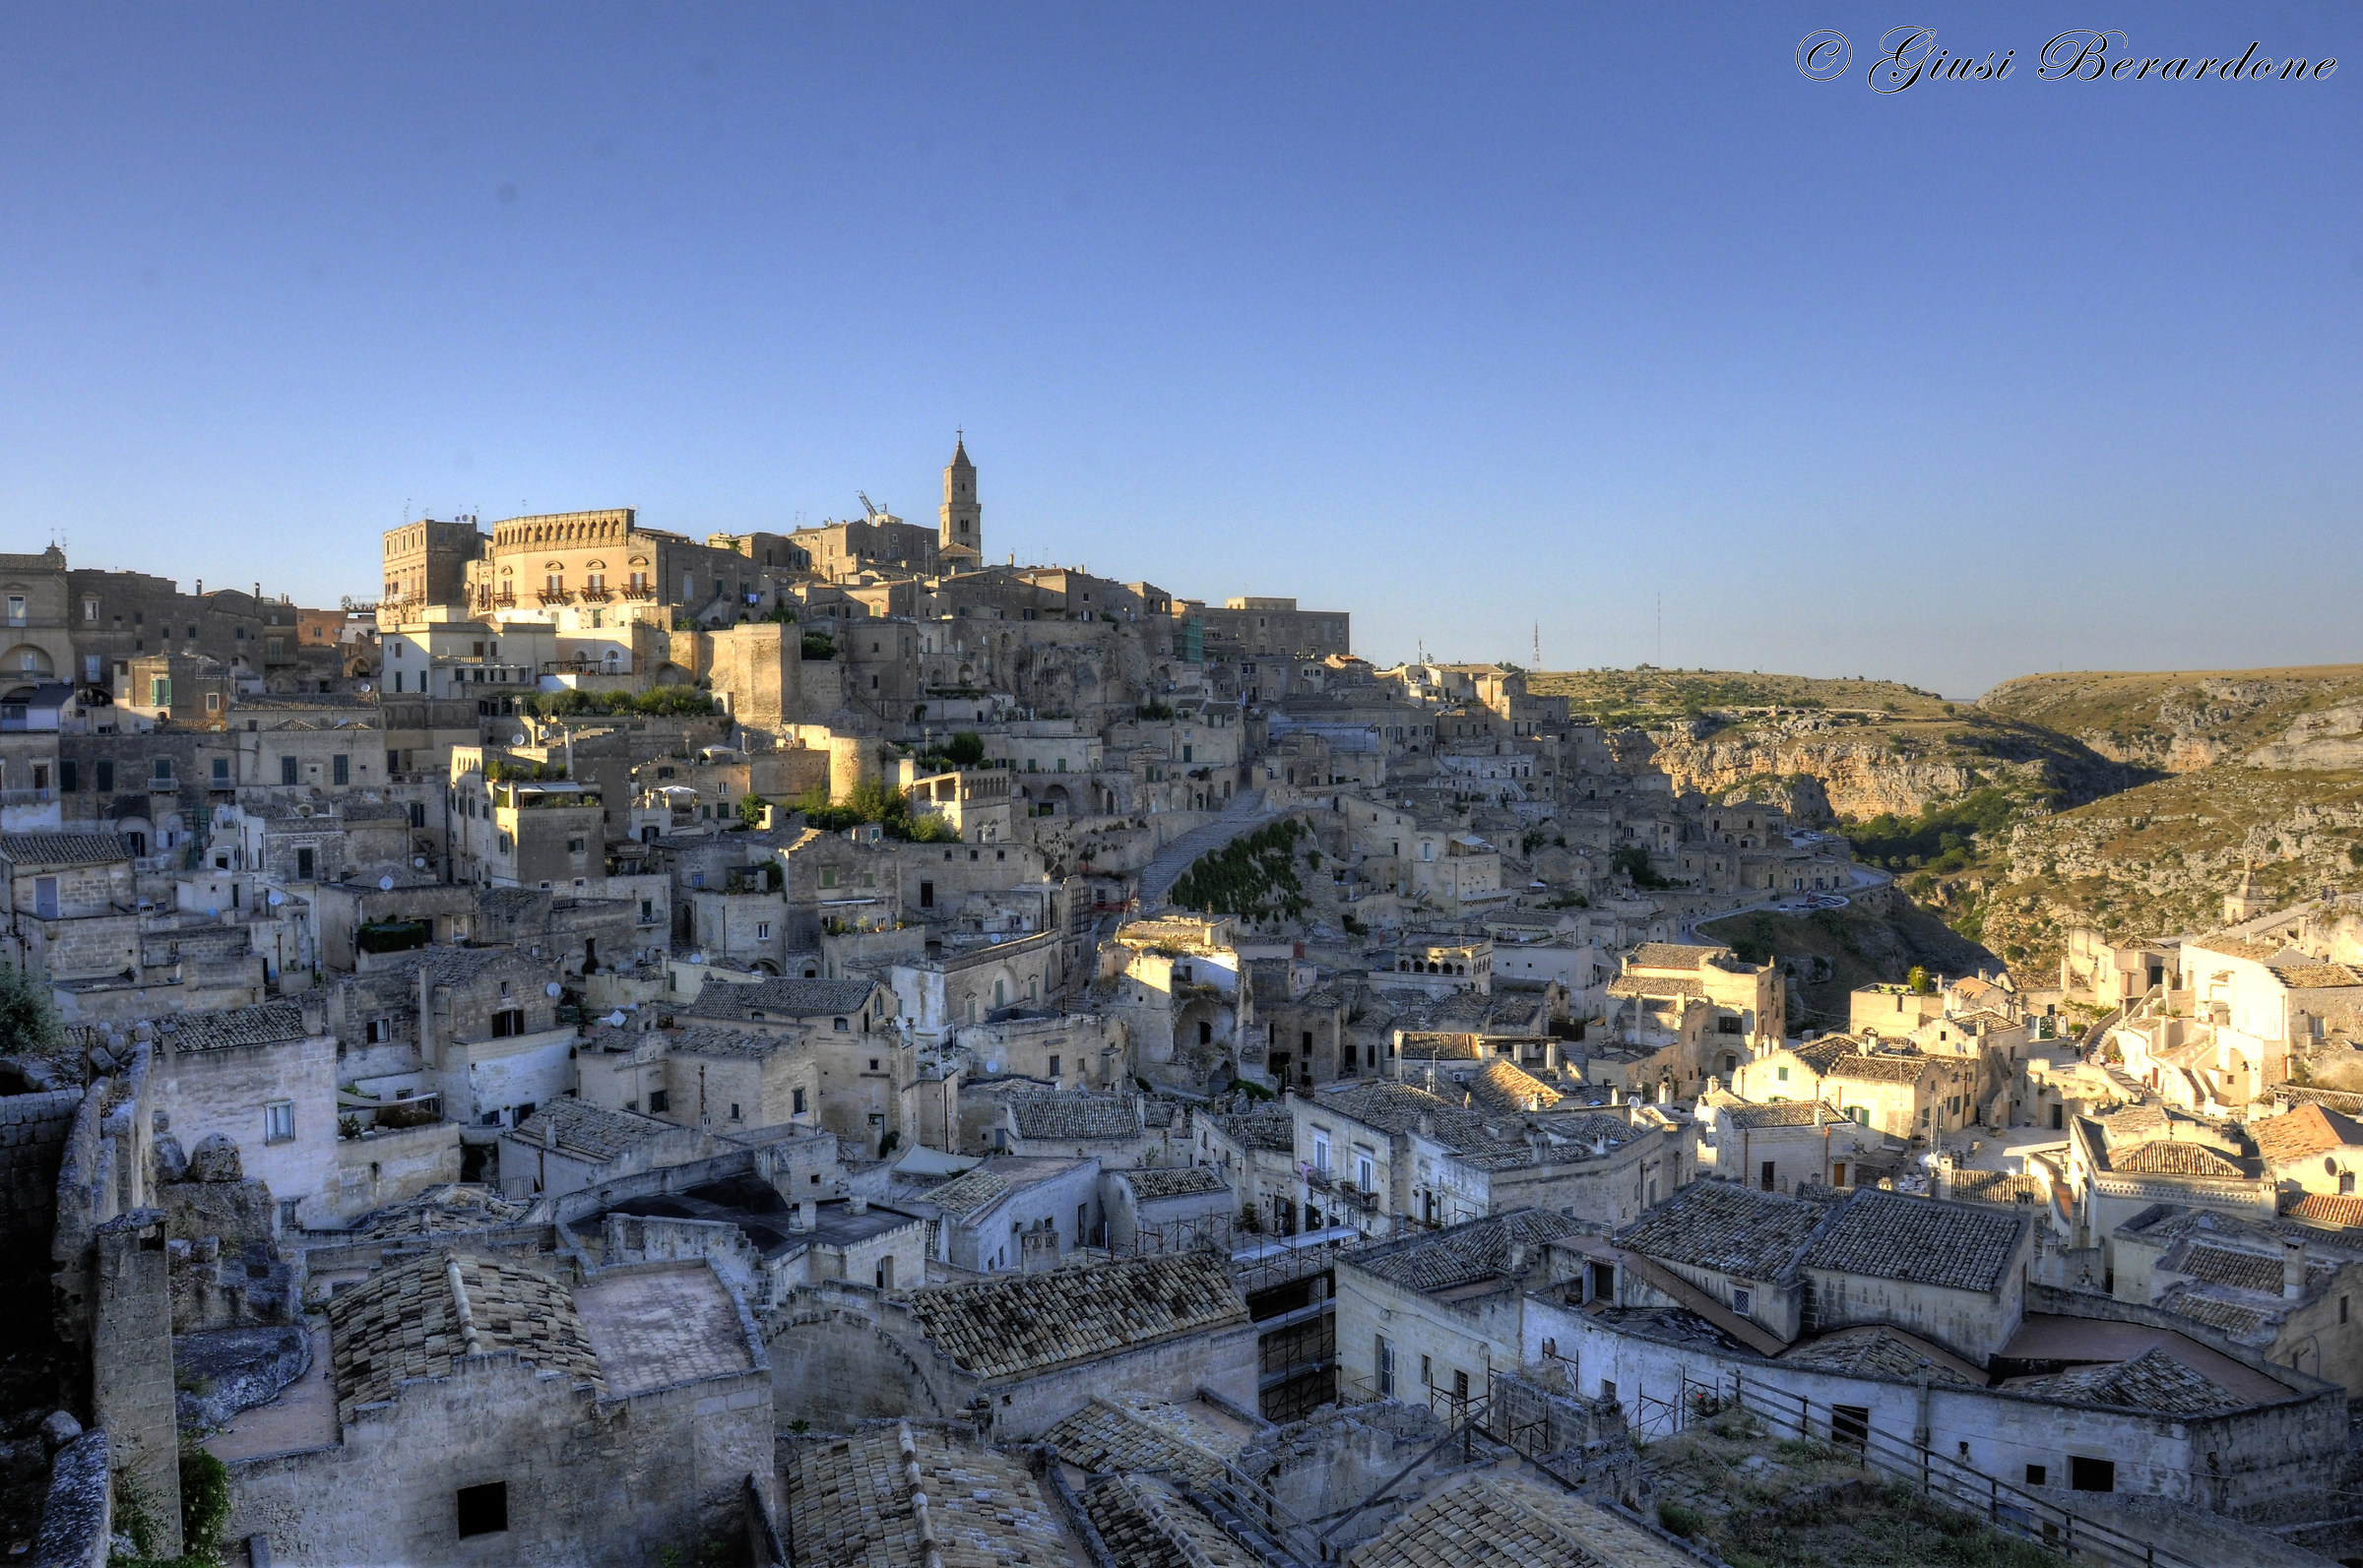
[2,3,2354,696]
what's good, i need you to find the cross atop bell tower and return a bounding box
[939,433,982,565]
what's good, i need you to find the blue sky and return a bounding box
[2,3,2354,696]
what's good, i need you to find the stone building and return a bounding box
[216,1251,773,1567]
[157,997,339,1228]
[379,516,488,614]
[1334,1208,1587,1410]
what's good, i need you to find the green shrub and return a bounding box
[1656,1500,1705,1538]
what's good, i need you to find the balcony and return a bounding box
[620,584,657,600]
[1304,1166,1333,1192]
[579,586,613,602]
[1334,1181,1379,1213]
[537,590,573,606]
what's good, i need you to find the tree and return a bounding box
[944,730,986,769]
[1906,966,1935,995]
[0,964,63,1057]
[737,792,769,830]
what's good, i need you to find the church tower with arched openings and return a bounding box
[939,434,982,567]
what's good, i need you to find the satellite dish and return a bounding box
[268,890,285,907]
[379,875,396,892]
[511,734,528,746]
[545,981,563,998]
[688,953,706,966]
[413,856,426,869]
[207,908,219,919]
[605,1011,626,1027]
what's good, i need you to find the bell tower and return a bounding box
[939,433,982,566]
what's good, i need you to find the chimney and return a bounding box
[1506,1241,1528,1276]
[2284,1238,2307,1301]
[543,1117,558,1151]
[849,1193,868,1216]
[1931,1156,1951,1202]
[796,1199,816,1232]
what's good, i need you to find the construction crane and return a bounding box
[858,491,885,521]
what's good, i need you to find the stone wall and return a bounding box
[30,1428,109,1568]
[2,1088,81,1247]
[93,1213,180,1556]
[223,1348,773,1567]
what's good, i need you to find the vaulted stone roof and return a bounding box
[901,1253,1246,1381]
[1457,1059,1563,1116]
[326,1249,603,1423]
[347,1183,532,1239]
[1779,1325,1978,1384]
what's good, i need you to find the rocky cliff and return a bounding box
[1616,713,2131,822]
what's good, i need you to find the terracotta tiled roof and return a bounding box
[1080,1474,1259,1568]
[1717,1100,1837,1130]
[901,1253,1247,1380]
[2282,1192,2363,1230]
[512,1098,676,1162]
[1822,1053,1938,1086]
[1351,1471,1699,1568]
[1211,1107,1296,1154]
[326,1249,603,1423]
[163,999,309,1053]
[348,1183,531,1239]
[1606,975,1702,1000]
[1043,1394,1245,1486]
[1008,1092,1141,1143]
[686,975,877,1021]
[0,832,130,868]
[2011,1348,2242,1414]
[661,1025,804,1061]
[1121,1166,1230,1201]
[2109,1141,2251,1178]
[785,1426,1072,1568]
[2255,1104,2363,1164]
[1778,1326,1977,1384]
[916,1166,1012,1221]
[1627,943,1723,972]
[1802,1190,2025,1294]
[1614,1181,1828,1283]
[2281,964,2363,989]
[2163,1291,2276,1343]
[1458,1059,1564,1116]
[1345,1208,1585,1295]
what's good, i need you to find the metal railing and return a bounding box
[1722,1371,2203,1568]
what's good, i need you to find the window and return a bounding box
[2069,1456,2114,1493]
[489,1008,527,1037]
[756,921,771,941]
[95,759,112,792]
[295,847,314,881]
[1774,1065,1788,1082]
[456,1482,508,1538]
[821,867,837,888]
[1420,1353,1432,1388]
[1312,1134,1330,1174]
[212,757,229,784]
[264,1100,294,1144]
[152,757,172,783]
[792,1088,806,1114]
[729,1102,740,1121]
[1375,1336,1395,1397]
[919,880,933,909]
[1830,1405,1871,1450]
[2025,1464,2047,1486]
[332,754,350,785]
[281,756,299,784]
[1732,1286,1754,1316]
[1048,1055,1060,1079]
[1759,1160,1775,1192]
[60,760,75,792]
[1452,1369,1469,1401]
[649,1089,670,1114]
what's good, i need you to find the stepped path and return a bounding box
[1138,791,1278,908]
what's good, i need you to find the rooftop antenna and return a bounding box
[1655,594,1662,665]
[1533,621,1541,669]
